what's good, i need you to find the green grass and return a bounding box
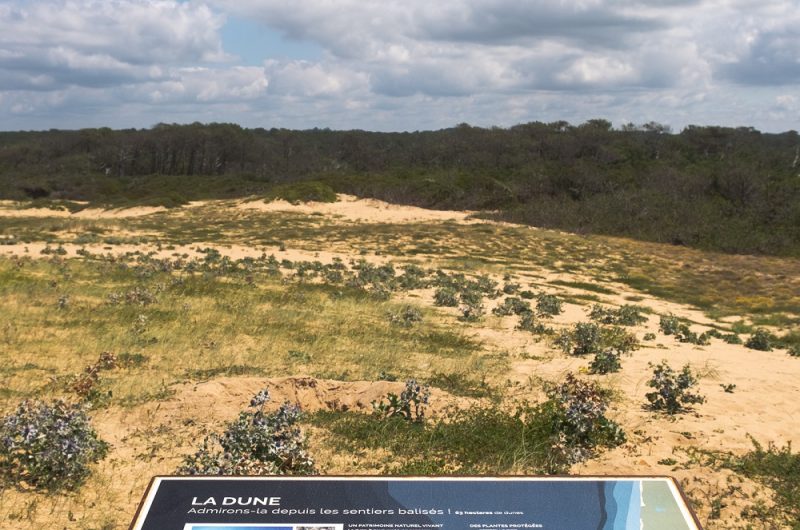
[548,280,617,295]
[725,439,800,529]
[0,255,493,411]
[311,406,562,474]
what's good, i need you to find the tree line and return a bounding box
[1,120,798,256]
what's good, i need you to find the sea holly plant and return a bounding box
[536,294,563,318]
[542,374,626,466]
[179,388,315,475]
[0,399,109,490]
[645,361,705,414]
[372,379,430,422]
[588,349,622,374]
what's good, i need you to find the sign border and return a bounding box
[128,475,703,530]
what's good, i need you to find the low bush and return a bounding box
[721,333,742,344]
[536,294,563,318]
[458,302,484,322]
[266,181,337,204]
[588,350,622,374]
[745,329,773,351]
[645,361,705,414]
[517,311,552,335]
[590,304,647,326]
[179,389,315,475]
[372,379,430,422]
[0,399,109,490]
[725,438,800,528]
[659,314,681,335]
[433,287,458,307]
[387,306,423,327]
[542,374,626,466]
[492,297,531,316]
[556,322,602,356]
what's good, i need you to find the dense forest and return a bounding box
[1,121,798,256]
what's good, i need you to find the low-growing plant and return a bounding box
[179,389,315,475]
[722,333,743,345]
[492,297,531,317]
[602,326,639,354]
[67,352,118,404]
[557,322,601,355]
[542,373,626,465]
[517,311,552,335]
[745,329,773,351]
[502,282,520,294]
[536,294,563,318]
[590,304,647,326]
[645,361,705,414]
[372,379,430,422]
[387,305,423,327]
[613,305,649,326]
[659,314,681,335]
[643,332,656,341]
[724,438,800,528]
[789,344,800,357]
[0,399,109,490]
[458,302,484,322]
[588,349,622,374]
[433,287,458,307]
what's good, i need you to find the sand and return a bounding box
[0,194,798,529]
[238,194,477,223]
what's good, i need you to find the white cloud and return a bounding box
[0,0,799,131]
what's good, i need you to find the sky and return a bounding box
[0,0,798,132]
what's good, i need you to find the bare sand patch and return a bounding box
[238,194,477,223]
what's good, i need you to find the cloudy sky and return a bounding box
[0,0,798,132]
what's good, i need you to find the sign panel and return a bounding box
[129,477,701,530]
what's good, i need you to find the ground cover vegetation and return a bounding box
[0,193,798,529]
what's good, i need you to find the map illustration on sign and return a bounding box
[130,477,701,530]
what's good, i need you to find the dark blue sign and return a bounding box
[129,477,701,530]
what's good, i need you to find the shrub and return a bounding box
[745,329,773,351]
[433,287,458,307]
[615,305,648,326]
[502,282,520,295]
[266,181,337,204]
[589,304,611,323]
[387,306,423,327]
[722,333,743,345]
[397,265,429,290]
[0,399,109,490]
[458,302,484,322]
[542,374,626,465]
[789,344,800,357]
[659,314,681,335]
[459,288,483,307]
[557,322,602,356]
[536,294,563,318]
[179,389,315,475]
[645,361,705,414]
[372,379,430,422]
[602,326,640,354]
[517,311,551,335]
[726,438,800,527]
[643,332,656,341]
[492,297,531,317]
[590,304,646,326]
[588,350,622,374]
